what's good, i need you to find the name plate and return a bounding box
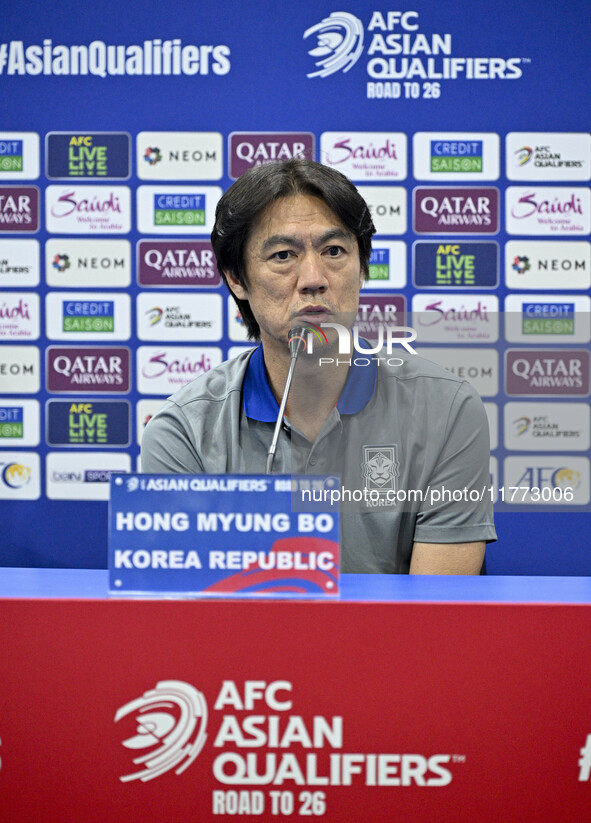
[108,474,340,597]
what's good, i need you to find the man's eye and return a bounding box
[326,246,344,257]
[272,250,292,260]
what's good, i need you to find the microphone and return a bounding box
[287,326,308,359]
[265,326,308,474]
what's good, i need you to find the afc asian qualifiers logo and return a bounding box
[304,12,364,77]
[114,680,208,782]
[362,444,399,496]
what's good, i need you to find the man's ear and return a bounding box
[225,271,248,301]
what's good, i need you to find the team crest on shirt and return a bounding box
[362,445,399,497]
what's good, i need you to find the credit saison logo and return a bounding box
[367,242,406,288]
[46,293,130,341]
[430,140,482,172]
[413,133,500,181]
[521,302,574,335]
[46,133,130,179]
[62,300,114,332]
[0,39,230,77]
[304,10,526,101]
[369,247,390,280]
[138,186,221,234]
[0,406,23,438]
[0,133,39,179]
[0,139,22,172]
[504,295,590,345]
[153,193,204,226]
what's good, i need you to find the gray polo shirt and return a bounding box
[141,346,497,573]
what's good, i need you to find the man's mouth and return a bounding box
[295,306,332,322]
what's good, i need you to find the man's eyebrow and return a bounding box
[260,234,304,254]
[259,228,354,254]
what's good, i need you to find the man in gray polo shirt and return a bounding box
[141,159,496,574]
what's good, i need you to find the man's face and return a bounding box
[228,193,364,356]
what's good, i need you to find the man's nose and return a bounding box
[298,253,328,292]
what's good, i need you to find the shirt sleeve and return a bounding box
[140,402,205,474]
[413,380,497,545]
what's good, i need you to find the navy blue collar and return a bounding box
[243,341,377,422]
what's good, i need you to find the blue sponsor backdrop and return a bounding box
[1,0,590,574]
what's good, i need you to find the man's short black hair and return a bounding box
[211,158,376,340]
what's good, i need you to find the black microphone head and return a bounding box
[288,326,308,358]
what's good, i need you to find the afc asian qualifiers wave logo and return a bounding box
[115,680,208,782]
[304,12,364,78]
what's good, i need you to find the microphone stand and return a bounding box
[265,327,307,474]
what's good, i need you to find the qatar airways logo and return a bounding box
[506,187,591,235]
[414,188,499,234]
[46,185,131,233]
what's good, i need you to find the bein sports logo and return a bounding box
[115,680,208,782]
[304,12,364,78]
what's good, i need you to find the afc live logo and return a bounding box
[46,133,131,179]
